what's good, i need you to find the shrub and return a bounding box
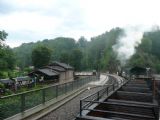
[0,71,8,79]
[0,83,5,89]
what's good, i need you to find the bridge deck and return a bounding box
[77,76,159,120]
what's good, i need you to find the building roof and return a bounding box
[16,76,31,82]
[46,66,66,72]
[0,79,14,84]
[38,68,59,76]
[50,61,73,70]
[130,66,147,75]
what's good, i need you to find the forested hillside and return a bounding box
[127,30,160,72]
[13,27,123,72]
[0,31,16,78]
[1,27,160,77]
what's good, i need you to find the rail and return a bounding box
[0,76,98,119]
[155,79,160,105]
[79,75,128,116]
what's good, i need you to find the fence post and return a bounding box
[113,84,115,91]
[97,91,100,101]
[72,81,73,91]
[120,79,122,85]
[42,89,45,104]
[21,94,25,112]
[107,87,109,96]
[76,80,78,89]
[56,85,58,98]
[80,100,82,116]
[65,83,67,94]
[81,79,83,86]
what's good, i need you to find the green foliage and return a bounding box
[24,67,33,73]
[138,38,152,53]
[14,37,76,69]
[0,71,8,79]
[4,89,14,95]
[0,83,5,89]
[77,36,88,48]
[0,77,96,119]
[86,27,123,71]
[0,30,16,79]
[32,45,52,68]
[13,28,124,71]
[59,52,70,64]
[0,46,16,71]
[155,63,160,73]
[14,42,35,69]
[128,29,160,73]
[0,30,8,42]
[8,71,16,78]
[12,27,160,73]
[70,49,83,70]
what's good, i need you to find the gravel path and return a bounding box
[39,87,102,120]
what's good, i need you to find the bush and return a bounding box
[4,89,14,96]
[0,83,5,89]
[155,63,160,73]
[8,71,16,78]
[0,71,8,79]
[24,67,33,73]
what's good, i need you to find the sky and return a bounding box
[0,0,160,48]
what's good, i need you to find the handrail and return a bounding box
[0,76,98,119]
[79,75,127,116]
[0,77,91,99]
[81,76,126,101]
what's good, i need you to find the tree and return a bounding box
[78,36,88,48]
[59,52,70,64]
[32,46,52,68]
[71,49,83,70]
[1,47,16,70]
[0,30,8,46]
[0,31,16,70]
[14,28,124,71]
[0,30,8,41]
[127,29,160,73]
[0,30,16,78]
[77,37,88,70]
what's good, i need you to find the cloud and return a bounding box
[0,0,160,47]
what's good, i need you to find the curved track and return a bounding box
[38,74,122,120]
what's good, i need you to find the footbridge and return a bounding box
[76,74,160,120]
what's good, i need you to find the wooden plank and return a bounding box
[117,91,152,96]
[85,109,155,119]
[77,115,113,120]
[84,100,155,108]
[122,86,150,90]
[107,99,158,107]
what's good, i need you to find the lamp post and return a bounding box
[97,51,104,79]
[100,50,104,72]
[146,68,150,77]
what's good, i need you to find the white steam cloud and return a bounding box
[112,26,151,65]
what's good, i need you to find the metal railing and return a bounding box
[79,75,128,116]
[0,76,98,119]
[155,79,160,105]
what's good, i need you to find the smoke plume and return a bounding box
[112,26,150,66]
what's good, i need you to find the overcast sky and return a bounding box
[0,0,160,47]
